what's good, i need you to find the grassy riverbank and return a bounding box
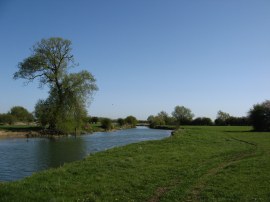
[0,123,135,138]
[0,126,269,201]
[0,123,104,138]
[0,125,41,138]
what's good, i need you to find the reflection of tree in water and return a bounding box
[34,137,87,169]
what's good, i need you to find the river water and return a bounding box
[0,127,171,182]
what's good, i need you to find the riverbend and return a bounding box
[0,126,171,181]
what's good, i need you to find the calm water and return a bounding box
[0,127,171,182]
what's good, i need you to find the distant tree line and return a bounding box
[214,110,250,126]
[148,106,213,128]
[148,101,270,132]
[0,106,34,125]
[84,115,138,131]
[147,106,250,128]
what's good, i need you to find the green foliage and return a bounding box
[14,37,98,134]
[34,99,54,127]
[0,106,33,125]
[117,118,125,127]
[148,111,176,128]
[226,116,250,126]
[192,117,213,125]
[0,114,15,125]
[101,118,112,130]
[91,117,99,124]
[125,116,137,127]
[172,105,194,125]
[148,115,165,128]
[1,126,270,201]
[9,106,34,123]
[157,111,169,124]
[14,37,73,85]
[249,100,270,131]
[215,110,231,125]
[215,111,250,126]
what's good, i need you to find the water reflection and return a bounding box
[0,127,171,181]
[34,137,87,169]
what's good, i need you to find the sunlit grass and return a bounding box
[0,126,269,201]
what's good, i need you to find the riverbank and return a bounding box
[0,125,42,138]
[0,126,269,201]
[0,124,137,138]
[0,130,38,138]
[150,125,177,130]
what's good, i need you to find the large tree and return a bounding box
[172,106,194,125]
[214,110,230,125]
[14,37,98,133]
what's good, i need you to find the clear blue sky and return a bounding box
[0,0,269,120]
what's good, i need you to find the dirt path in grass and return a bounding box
[185,137,257,202]
[148,180,180,202]
[147,137,257,202]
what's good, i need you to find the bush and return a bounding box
[192,117,213,125]
[149,116,165,128]
[0,114,16,125]
[91,117,99,124]
[249,100,270,131]
[10,106,33,123]
[226,116,250,126]
[125,116,137,127]
[117,118,125,127]
[101,118,112,130]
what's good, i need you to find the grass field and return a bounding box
[0,126,269,201]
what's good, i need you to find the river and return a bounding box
[0,127,171,182]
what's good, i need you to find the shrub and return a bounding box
[91,117,99,124]
[149,116,165,128]
[125,116,137,127]
[249,100,270,131]
[101,118,112,130]
[192,117,213,125]
[9,106,34,123]
[0,114,15,125]
[117,118,125,127]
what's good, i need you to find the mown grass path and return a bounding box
[0,126,269,201]
[186,137,257,201]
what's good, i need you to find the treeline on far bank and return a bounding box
[0,106,138,134]
[147,106,250,129]
[86,115,138,132]
[147,101,270,132]
[0,106,34,125]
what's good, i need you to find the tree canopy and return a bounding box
[14,37,98,133]
[249,100,270,131]
[125,116,137,127]
[9,106,33,123]
[172,106,194,125]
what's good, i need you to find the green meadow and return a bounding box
[0,126,269,201]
